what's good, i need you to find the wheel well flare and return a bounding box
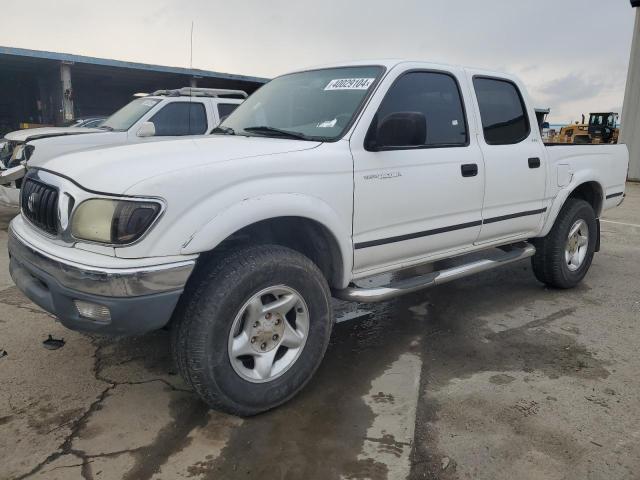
[202,217,344,288]
[568,181,603,216]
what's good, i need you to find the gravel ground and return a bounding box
[0,183,639,480]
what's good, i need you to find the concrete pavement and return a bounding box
[1,184,639,480]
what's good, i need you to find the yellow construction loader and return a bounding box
[550,112,619,144]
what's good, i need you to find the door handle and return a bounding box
[528,157,541,168]
[461,163,478,177]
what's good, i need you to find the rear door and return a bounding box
[467,72,547,243]
[350,66,485,274]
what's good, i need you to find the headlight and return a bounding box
[71,198,161,244]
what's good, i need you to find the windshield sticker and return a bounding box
[325,78,375,91]
[317,119,337,128]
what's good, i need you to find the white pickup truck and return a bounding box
[8,60,628,415]
[0,88,245,206]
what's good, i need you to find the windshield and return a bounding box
[101,98,160,131]
[219,66,384,141]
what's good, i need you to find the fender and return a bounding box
[539,169,604,237]
[181,193,354,289]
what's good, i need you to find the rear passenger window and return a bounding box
[374,71,468,148]
[473,78,530,145]
[218,103,239,122]
[149,102,207,136]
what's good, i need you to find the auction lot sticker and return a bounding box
[325,78,375,90]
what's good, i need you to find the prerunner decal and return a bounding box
[324,78,375,90]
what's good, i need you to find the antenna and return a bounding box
[190,21,194,69]
[189,20,194,134]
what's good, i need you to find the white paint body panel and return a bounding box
[14,60,629,289]
[540,143,629,236]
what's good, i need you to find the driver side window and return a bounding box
[370,71,468,149]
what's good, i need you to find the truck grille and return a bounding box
[21,178,59,235]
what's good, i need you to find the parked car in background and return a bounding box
[7,60,628,416]
[0,87,246,206]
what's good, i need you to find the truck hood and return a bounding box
[36,135,322,193]
[4,127,103,142]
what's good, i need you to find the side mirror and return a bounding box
[365,112,426,151]
[136,121,156,138]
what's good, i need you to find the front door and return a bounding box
[351,68,485,274]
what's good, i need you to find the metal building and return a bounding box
[0,46,267,136]
[621,1,640,180]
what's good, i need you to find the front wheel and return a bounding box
[172,245,333,416]
[531,198,597,289]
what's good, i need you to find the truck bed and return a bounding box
[544,143,629,208]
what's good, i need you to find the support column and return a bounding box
[621,7,640,180]
[190,77,198,88]
[60,61,74,123]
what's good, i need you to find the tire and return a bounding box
[531,198,597,289]
[171,244,333,416]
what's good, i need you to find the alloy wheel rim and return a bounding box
[227,285,309,383]
[565,219,589,272]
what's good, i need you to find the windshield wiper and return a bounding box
[211,126,235,135]
[243,126,310,140]
[97,125,114,131]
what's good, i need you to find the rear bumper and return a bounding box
[8,228,196,335]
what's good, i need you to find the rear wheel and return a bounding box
[531,198,597,288]
[172,244,333,416]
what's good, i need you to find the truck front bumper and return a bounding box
[8,229,196,335]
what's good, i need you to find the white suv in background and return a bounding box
[0,87,246,206]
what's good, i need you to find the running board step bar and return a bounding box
[334,242,536,303]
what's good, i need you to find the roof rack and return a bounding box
[151,87,248,99]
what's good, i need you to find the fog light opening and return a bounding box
[74,300,111,323]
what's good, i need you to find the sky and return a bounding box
[0,0,636,124]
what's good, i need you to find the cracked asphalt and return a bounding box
[1,183,639,480]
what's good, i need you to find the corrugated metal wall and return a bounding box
[621,8,640,181]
